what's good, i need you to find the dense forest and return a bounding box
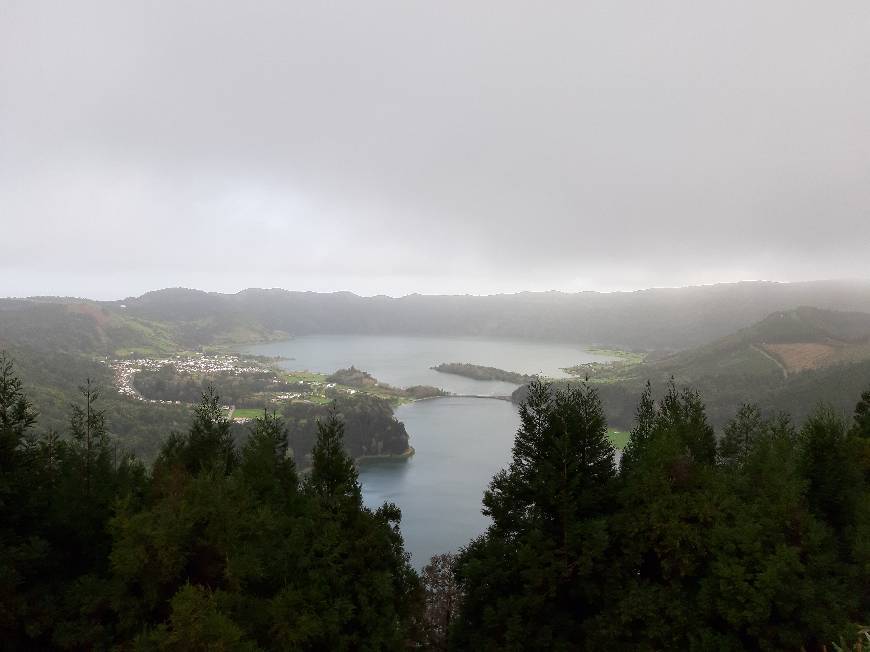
[0,353,419,649]
[282,393,413,463]
[2,349,869,649]
[133,365,292,407]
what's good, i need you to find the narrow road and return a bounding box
[751,344,788,379]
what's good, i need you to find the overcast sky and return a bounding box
[1,1,869,299]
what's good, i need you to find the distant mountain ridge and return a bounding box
[24,279,870,351]
[4,280,870,355]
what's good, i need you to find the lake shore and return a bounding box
[357,445,415,465]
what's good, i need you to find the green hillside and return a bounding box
[525,307,870,430]
[6,294,870,453]
[591,306,870,383]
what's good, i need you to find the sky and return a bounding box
[1,1,869,300]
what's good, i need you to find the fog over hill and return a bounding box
[3,279,870,353]
[512,304,870,430]
[114,279,870,351]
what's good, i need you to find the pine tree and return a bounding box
[452,379,616,649]
[621,380,655,473]
[718,403,765,466]
[0,353,43,646]
[304,409,361,506]
[656,379,717,465]
[181,385,238,475]
[0,352,38,474]
[799,406,862,533]
[852,385,870,439]
[239,409,297,503]
[68,378,106,497]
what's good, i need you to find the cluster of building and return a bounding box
[272,391,304,402]
[106,353,264,405]
[106,354,363,416]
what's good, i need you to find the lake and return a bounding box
[243,335,614,566]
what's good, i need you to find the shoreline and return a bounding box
[356,446,415,465]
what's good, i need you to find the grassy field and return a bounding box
[300,394,331,405]
[283,370,328,383]
[608,429,630,450]
[562,348,646,380]
[588,348,646,365]
[232,408,266,419]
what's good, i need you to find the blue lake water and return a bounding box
[243,335,613,566]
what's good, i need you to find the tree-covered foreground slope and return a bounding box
[3,352,870,650]
[0,354,420,649]
[451,380,870,650]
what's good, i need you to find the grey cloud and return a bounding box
[1,0,869,299]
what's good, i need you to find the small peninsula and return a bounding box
[327,366,447,400]
[431,362,534,384]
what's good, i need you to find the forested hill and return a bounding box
[631,306,870,381]
[526,306,870,430]
[5,280,870,353]
[114,280,870,350]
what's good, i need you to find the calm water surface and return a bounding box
[360,397,520,566]
[243,335,614,566]
[245,334,610,395]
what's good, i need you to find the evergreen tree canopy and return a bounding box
[304,409,362,507]
[453,378,870,651]
[452,380,616,650]
[0,354,420,649]
[853,385,870,438]
[1,349,869,650]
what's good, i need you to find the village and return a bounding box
[107,353,265,403]
[105,353,361,422]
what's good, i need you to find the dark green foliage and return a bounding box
[718,403,767,465]
[619,380,655,472]
[283,393,411,465]
[451,380,615,650]
[799,408,861,533]
[654,379,717,465]
[133,364,292,407]
[0,359,148,648]
[1,354,419,649]
[854,385,870,439]
[4,345,870,649]
[454,377,870,651]
[112,405,419,650]
[239,409,297,502]
[0,351,38,464]
[698,423,850,649]
[3,342,191,463]
[155,386,237,477]
[303,410,362,505]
